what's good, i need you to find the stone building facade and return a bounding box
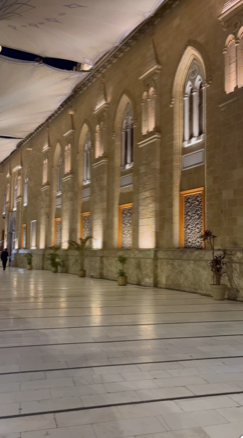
[1,0,243,299]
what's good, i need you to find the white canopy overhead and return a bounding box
[0,0,163,63]
[0,0,164,163]
[0,138,21,163]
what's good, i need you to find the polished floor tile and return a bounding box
[0,268,243,437]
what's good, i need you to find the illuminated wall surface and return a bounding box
[184,193,203,249]
[121,207,132,249]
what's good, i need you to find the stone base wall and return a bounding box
[12,248,243,301]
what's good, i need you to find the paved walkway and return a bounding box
[0,268,243,437]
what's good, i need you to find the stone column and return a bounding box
[193,89,199,138]
[91,158,108,249]
[137,132,161,249]
[183,94,189,142]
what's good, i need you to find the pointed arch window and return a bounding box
[183,61,205,146]
[57,155,63,195]
[13,177,18,211]
[122,104,134,169]
[43,159,48,185]
[83,132,91,184]
[64,144,71,174]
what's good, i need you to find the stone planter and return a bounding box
[52,267,58,273]
[118,276,127,286]
[27,265,32,271]
[79,270,86,278]
[210,284,226,301]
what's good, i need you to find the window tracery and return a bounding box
[183,61,205,146]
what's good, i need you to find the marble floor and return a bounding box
[0,270,243,437]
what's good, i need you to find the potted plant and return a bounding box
[68,236,93,277]
[202,230,227,300]
[117,255,128,286]
[47,246,62,273]
[25,252,33,270]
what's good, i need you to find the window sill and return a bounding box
[121,163,134,172]
[83,180,91,186]
[23,203,27,207]
[183,134,205,148]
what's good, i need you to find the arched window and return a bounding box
[23,172,28,206]
[83,132,91,184]
[64,144,71,174]
[224,36,237,93]
[13,177,18,211]
[148,87,156,132]
[121,104,134,168]
[43,159,48,185]
[183,61,205,146]
[142,92,148,135]
[57,155,62,195]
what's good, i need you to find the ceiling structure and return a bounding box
[0,0,164,163]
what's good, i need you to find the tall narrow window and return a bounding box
[23,172,28,206]
[148,87,155,132]
[83,132,91,184]
[43,159,48,185]
[30,220,37,249]
[13,177,18,211]
[121,104,134,169]
[225,37,237,94]
[57,155,62,195]
[64,144,71,174]
[95,125,101,158]
[2,188,6,215]
[142,92,148,135]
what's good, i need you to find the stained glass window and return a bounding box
[184,192,203,249]
[121,206,132,249]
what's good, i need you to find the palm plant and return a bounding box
[25,252,33,266]
[47,245,62,270]
[68,236,93,271]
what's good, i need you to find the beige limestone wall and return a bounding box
[2,0,243,299]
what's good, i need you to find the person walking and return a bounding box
[1,249,9,271]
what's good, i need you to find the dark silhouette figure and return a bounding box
[1,249,8,271]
